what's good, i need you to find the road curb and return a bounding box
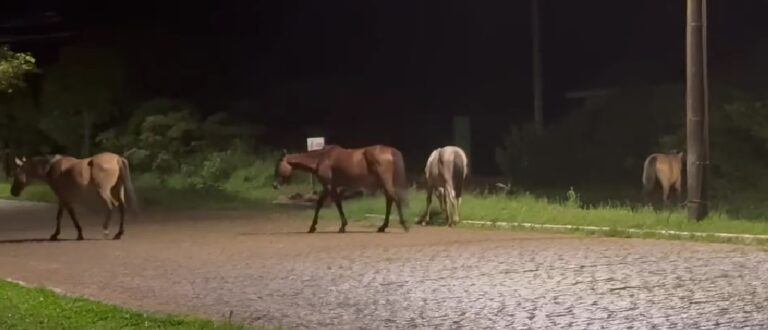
[362,214,768,243]
[4,277,64,294]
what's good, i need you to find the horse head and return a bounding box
[10,155,53,197]
[272,149,292,189]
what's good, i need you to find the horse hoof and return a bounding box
[308,227,317,233]
[49,235,59,241]
[112,233,122,240]
[402,226,410,233]
[377,227,386,233]
[76,235,84,241]
[338,227,346,233]
[103,231,110,239]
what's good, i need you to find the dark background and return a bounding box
[3,0,768,175]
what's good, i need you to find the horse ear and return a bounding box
[14,157,23,166]
[282,149,288,156]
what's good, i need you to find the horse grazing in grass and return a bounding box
[642,151,684,206]
[273,145,410,233]
[11,152,138,240]
[417,146,468,227]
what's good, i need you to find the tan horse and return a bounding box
[418,146,468,227]
[642,151,684,206]
[273,145,409,233]
[11,152,138,240]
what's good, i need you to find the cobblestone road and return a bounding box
[1,203,767,329]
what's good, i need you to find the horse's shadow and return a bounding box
[0,238,98,244]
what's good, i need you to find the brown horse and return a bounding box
[642,151,684,206]
[273,145,409,233]
[11,152,138,240]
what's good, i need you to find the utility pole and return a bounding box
[686,0,709,221]
[532,0,543,134]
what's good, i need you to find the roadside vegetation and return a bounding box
[0,279,261,330]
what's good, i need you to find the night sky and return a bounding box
[3,0,768,173]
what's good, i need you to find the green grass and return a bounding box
[310,189,768,243]
[0,279,257,330]
[0,183,57,203]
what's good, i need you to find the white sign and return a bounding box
[306,137,325,151]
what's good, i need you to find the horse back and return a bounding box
[322,145,399,185]
[48,153,123,195]
[89,153,125,187]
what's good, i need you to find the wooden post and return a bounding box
[686,0,709,221]
[532,0,543,134]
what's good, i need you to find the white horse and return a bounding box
[418,146,468,227]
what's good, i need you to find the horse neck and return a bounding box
[286,152,325,173]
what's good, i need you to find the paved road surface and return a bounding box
[1,201,767,329]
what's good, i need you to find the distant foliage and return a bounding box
[94,97,266,191]
[496,85,683,186]
[658,97,768,196]
[39,46,126,155]
[0,46,36,93]
[496,83,768,201]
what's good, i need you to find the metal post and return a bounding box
[686,0,709,221]
[532,0,544,134]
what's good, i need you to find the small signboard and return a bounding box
[307,137,325,151]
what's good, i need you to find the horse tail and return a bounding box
[452,152,467,200]
[118,157,140,217]
[391,149,409,208]
[642,154,658,192]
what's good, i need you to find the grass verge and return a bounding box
[311,189,768,245]
[0,279,257,330]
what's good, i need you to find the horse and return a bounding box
[273,144,409,234]
[642,150,684,207]
[417,146,468,227]
[10,152,138,240]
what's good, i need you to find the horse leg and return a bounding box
[661,184,671,209]
[448,188,459,227]
[99,189,116,239]
[114,186,126,240]
[50,205,63,241]
[436,187,446,215]
[330,187,348,233]
[396,195,409,233]
[441,188,453,226]
[378,196,393,233]
[447,189,457,227]
[309,188,329,233]
[114,202,126,240]
[65,205,84,240]
[457,195,463,223]
[418,188,434,226]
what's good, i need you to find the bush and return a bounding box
[496,85,683,186]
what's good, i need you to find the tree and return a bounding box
[0,46,36,93]
[0,46,37,178]
[39,46,125,156]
